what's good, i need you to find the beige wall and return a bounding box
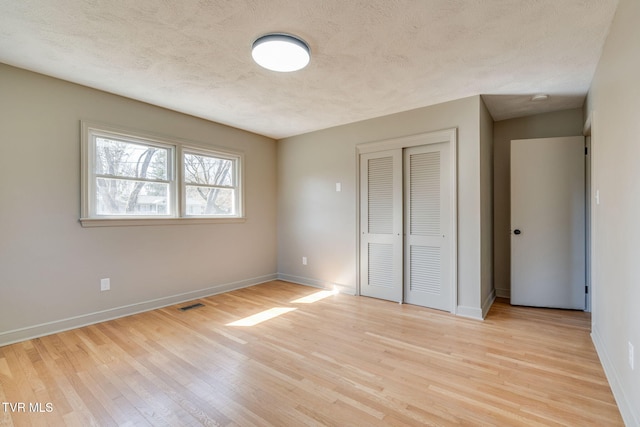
[492,108,584,298]
[585,0,640,423]
[278,95,490,317]
[0,64,278,345]
[479,97,494,315]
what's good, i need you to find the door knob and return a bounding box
[514,229,521,235]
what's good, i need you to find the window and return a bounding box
[93,136,173,217]
[183,150,239,217]
[81,121,244,226]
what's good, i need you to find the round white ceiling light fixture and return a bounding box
[252,33,310,72]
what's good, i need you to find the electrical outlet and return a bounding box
[100,278,110,291]
[336,182,342,192]
[302,256,307,265]
[629,342,635,370]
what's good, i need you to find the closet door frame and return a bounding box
[356,128,458,313]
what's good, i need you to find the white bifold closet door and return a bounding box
[359,150,403,302]
[360,142,451,311]
[403,143,451,311]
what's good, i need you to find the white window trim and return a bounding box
[80,120,245,227]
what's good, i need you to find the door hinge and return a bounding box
[585,146,588,155]
[585,285,589,294]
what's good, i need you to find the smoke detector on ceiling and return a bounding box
[531,94,549,102]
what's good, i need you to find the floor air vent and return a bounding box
[179,302,205,311]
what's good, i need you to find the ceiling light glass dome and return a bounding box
[252,33,310,72]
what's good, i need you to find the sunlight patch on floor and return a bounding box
[291,289,338,304]
[226,307,297,327]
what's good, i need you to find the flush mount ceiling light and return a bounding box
[252,33,310,72]
[531,94,549,102]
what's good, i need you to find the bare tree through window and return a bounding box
[95,138,170,215]
[184,153,236,215]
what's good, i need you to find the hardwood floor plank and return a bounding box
[0,281,623,426]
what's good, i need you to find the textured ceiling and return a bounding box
[0,0,619,139]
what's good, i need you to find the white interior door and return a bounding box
[404,143,451,311]
[360,150,403,302]
[511,136,585,309]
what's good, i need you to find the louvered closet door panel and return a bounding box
[360,150,402,302]
[410,151,440,236]
[404,143,451,311]
[409,246,441,294]
[368,243,394,289]
[367,156,394,234]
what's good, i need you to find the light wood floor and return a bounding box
[0,281,622,426]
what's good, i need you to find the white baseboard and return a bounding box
[495,288,511,299]
[457,291,495,320]
[456,305,484,320]
[591,326,638,426]
[0,273,277,347]
[482,289,496,319]
[277,273,356,295]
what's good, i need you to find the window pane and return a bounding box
[184,153,233,186]
[96,178,169,215]
[96,137,168,180]
[185,186,235,216]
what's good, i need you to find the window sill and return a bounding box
[79,217,246,227]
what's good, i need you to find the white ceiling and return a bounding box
[0,0,619,139]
